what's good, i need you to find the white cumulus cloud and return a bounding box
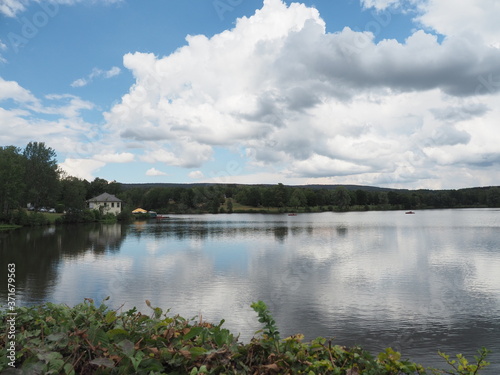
[0,77,37,103]
[146,167,167,176]
[415,0,500,47]
[103,0,500,188]
[59,158,105,181]
[4,0,500,188]
[94,152,134,163]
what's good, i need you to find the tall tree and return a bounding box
[334,186,351,211]
[180,189,195,208]
[23,142,60,209]
[261,187,276,208]
[289,188,307,208]
[273,183,287,208]
[60,176,87,210]
[87,177,109,199]
[487,187,500,207]
[246,187,262,207]
[107,180,122,195]
[355,190,368,206]
[0,146,26,214]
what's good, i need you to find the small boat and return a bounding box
[156,214,170,219]
[288,213,297,216]
[405,211,415,214]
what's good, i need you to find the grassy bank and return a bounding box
[40,212,64,223]
[0,300,491,374]
[0,224,22,231]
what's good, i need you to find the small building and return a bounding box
[87,192,122,215]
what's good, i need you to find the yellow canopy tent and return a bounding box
[132,208,148,214]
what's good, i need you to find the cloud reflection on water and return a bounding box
[2,210,499,372]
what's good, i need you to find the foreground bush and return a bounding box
[0,299,491,374]
[0,210,50,227]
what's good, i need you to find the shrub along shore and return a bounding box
[0,299,491,374]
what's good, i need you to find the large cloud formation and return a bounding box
[104,0,500,187]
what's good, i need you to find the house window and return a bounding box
[112,203,115,208]
[117,202,120,207]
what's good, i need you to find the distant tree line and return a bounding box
[2,142,500,225]
[119,183,500,214]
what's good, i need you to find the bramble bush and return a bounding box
[0,299,491,374]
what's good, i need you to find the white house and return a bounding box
[87,192,122,215]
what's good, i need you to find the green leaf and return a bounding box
[189,347,207,359]
[183,326,203,341]
[46,332,66,342]
[48,358,65,372]
[37,351,63,363]
[107,328,129,339]
[105,311,117,324]
[88,327,109,346]
[214,329,232,346]
[154,319,174,330]
[130,351,145,371]
[118,339,135,357]
[138,358,164,372]
[153,307,163,319]
[63,363,76,375]
[90,357,115,368]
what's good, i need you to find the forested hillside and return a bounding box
[119,183,500,214]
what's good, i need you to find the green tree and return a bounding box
[121,188,144,209]
[246,187,261,207]
[105,180,122,196]
[209,198,220,214]
[235,186,261,207]
[355,190,368,206]
[87,177,109,199]
[273,183,287,208]
[0,146,26,214]
[487,187,500,207]
[60,176,87,210]
[304,189,317,207]
[289,188,307,208]
[261,187,276,209]
[235,189,248,206]
[144,187,163,209]
[378,192,389,206]
[387,191,401,206]
[180,189,195,208]
[23,142,60,210]
[334,186,351,211]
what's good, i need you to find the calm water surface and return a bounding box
[2,209,500,372]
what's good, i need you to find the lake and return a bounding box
[1,209,499,372]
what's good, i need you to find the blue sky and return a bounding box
[1,0,500,189]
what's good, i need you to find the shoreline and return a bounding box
[1,205,497,229]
